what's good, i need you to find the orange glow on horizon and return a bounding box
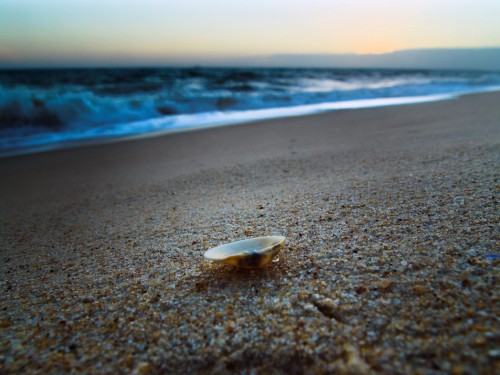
[348,39,401,55]
[353,47,396,55]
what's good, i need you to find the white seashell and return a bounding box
[204,236,286,268]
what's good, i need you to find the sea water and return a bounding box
[1,67,499,156]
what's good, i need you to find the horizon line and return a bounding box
[1,47,500,70]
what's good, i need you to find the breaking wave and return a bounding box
[1,67,500,156]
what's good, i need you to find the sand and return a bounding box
[1,92,499,374]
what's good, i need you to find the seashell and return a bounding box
[204,236,286,268]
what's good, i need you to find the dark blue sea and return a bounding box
[1,67,499,156]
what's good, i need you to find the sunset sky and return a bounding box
[1,0,499,67]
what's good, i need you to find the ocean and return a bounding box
[1,67,499,157]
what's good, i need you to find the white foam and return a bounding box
[123,93,455,140]
[2,86,500,157]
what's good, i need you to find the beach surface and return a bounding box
[1,92,499,374]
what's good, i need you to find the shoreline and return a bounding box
[1,91,499,373]
[1,88,499,159]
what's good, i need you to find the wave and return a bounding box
[1,68,500,156]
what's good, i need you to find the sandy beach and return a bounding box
[1,91,499,373]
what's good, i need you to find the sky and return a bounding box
[0,0,499,67]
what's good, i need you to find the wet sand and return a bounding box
[1,92,499,373]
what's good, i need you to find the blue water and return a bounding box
[1,67,499,156]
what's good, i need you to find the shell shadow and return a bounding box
[194,257,293,293]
